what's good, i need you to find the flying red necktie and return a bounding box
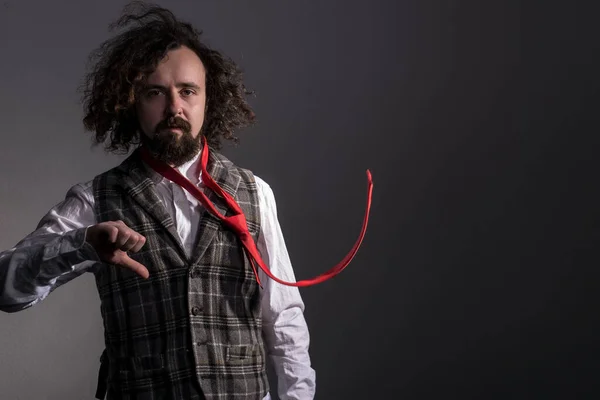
[139,138,373,287]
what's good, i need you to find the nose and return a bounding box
[166,90,183,116]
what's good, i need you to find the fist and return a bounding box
[85,220,149,279]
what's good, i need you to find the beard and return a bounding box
[142,116,201,167]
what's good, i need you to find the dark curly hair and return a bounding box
[80,1,255,153]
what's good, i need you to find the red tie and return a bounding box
[139,138,373,287]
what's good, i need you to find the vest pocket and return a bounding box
[225,344,261,364]
[114,354,166,390]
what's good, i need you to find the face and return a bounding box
[136,46,207,166]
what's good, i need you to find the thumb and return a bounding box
[117,253,150,279]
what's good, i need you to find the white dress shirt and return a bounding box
[0,150,316,400]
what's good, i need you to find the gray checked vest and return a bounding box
[92,148,269,399]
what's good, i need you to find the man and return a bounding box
[0,3,315,399]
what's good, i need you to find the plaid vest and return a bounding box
[92,148,269,400]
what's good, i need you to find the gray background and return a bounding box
[1,0,599,399]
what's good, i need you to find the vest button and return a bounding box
[191,306,202,316]
[189,268,201,279]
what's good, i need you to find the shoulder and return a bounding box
[94,152,140,181]
[65,180,94,203]
[253,175,272,194]
[70,157,132,203]
[217,153,273,194]
[211,151,278,206]
[58,152,142,207]
[253,175,279,212]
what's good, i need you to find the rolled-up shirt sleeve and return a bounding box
[255,176,316,400]
[0,182,99,313]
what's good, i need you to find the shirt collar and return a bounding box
[142,148,203,185]
[176,149,202,185]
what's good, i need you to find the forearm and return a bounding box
[0,227,100,312]
[263,306,316,400]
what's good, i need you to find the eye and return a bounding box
[181,88,195,96]
[145,89,162,98]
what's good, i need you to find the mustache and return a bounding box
[154,116,191,135]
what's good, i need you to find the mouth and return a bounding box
[161,127,183,134]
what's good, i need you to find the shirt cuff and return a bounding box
[42,227,101,273]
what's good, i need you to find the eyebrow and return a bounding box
[143,82,202,90]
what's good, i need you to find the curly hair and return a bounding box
[80,1,255,153]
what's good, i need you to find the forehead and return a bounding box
[146,46,206,84]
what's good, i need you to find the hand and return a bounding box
[85,220,149,279]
